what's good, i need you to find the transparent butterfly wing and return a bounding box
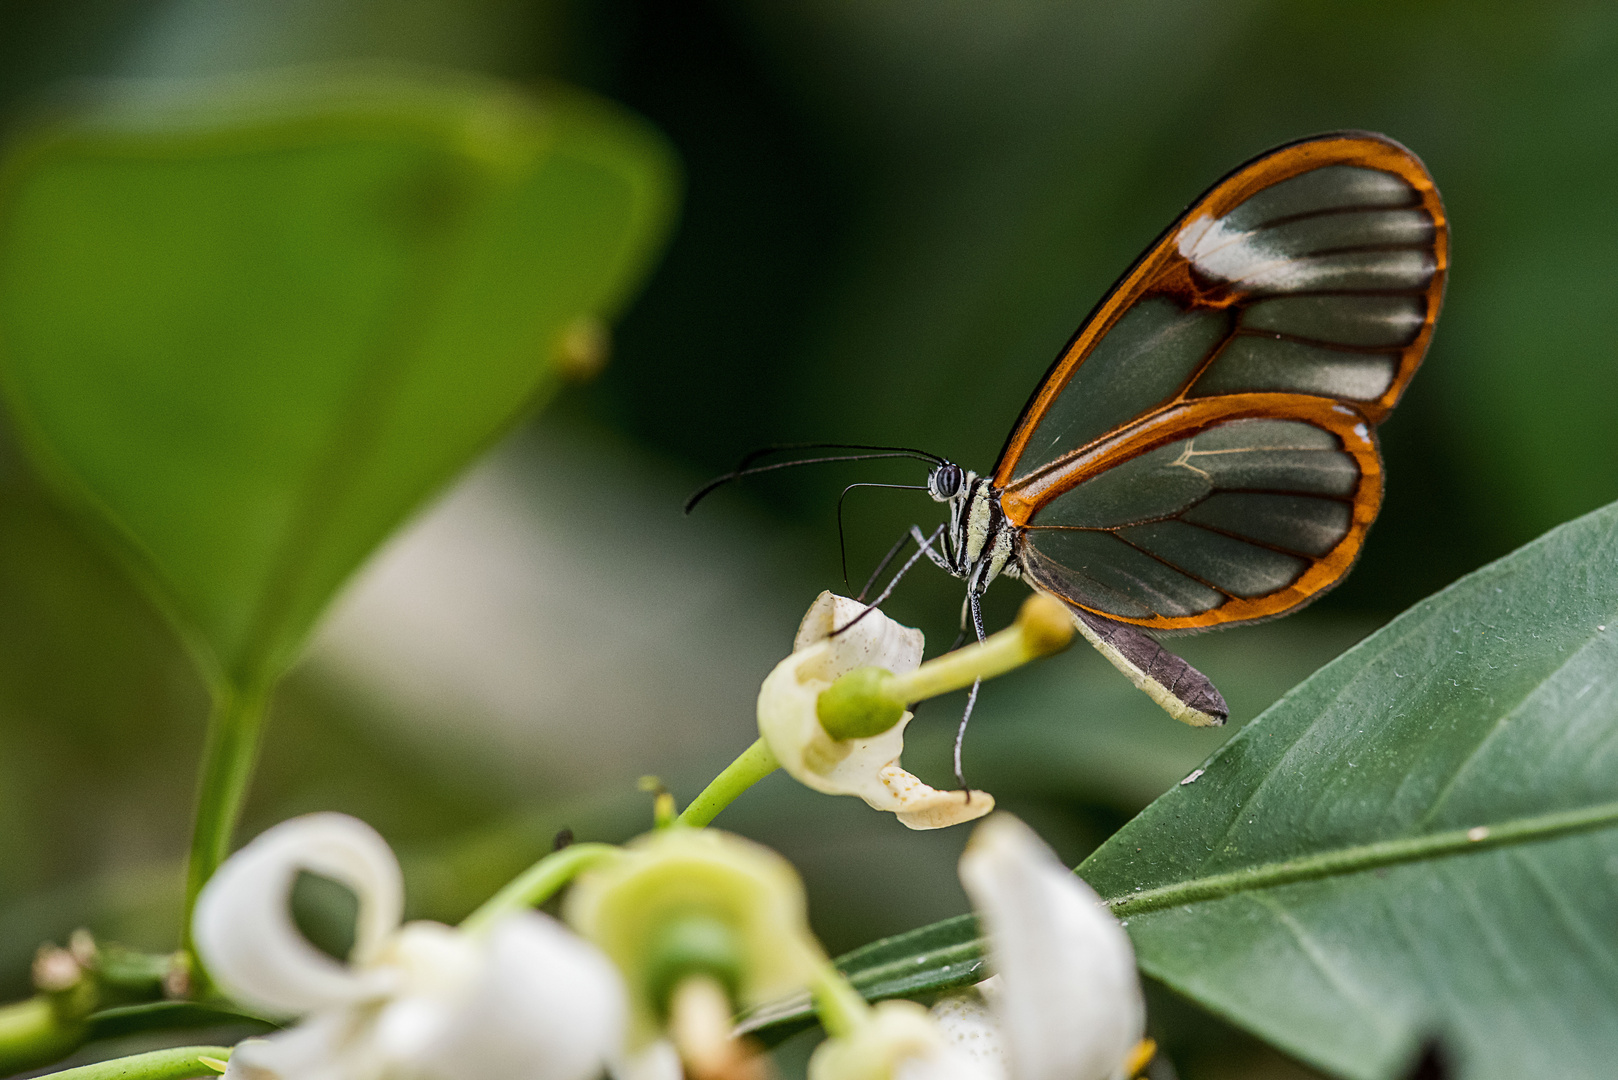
[997,132,1445,631]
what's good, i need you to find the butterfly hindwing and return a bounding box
[997,132,1445,632]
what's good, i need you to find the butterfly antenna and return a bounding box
[684,443,943,514]
[734,442,943,471]
[838,484,927,587]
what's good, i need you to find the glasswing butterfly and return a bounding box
[693,131,1447,739]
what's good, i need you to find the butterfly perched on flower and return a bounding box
[694,131,1447,735]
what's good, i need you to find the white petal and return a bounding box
[894,1048,996,1080]
[368,922,482,1067]
[810,1000,991,1080]
[414,912,628,1080]
[880,765,995,831]
[958,815,1144,1080]
[194,813,404,1016]
[929,989,1007,1080]
[221,1038,282,1080]
[792,592,925,671]
[222,1013,380,1080]
[612,1040,683,1080]
[380,920,482,999]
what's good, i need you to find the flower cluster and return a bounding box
[196,814,625,1080]
[191,595,1148,1080]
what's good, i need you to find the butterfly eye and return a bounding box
[930,464,963,501]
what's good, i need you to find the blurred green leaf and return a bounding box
[747,499,1618,1080]
[0,71,676,693]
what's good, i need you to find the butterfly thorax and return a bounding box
[928,463,1020,597]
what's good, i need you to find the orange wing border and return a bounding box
[992,131,1447,489]
[1010,394,1383,631]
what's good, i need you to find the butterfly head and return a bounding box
[927,462,965,503]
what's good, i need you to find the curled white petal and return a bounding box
[412,912,628,1080]
[760,593,992,830]
[194,813,404,1017]
[958,815,1144,1080]
[790,591,926,665]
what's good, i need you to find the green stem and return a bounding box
[29,1045,232,1080]
[887,625,1036,703]
[0,996,86,1076]
[459,843,619,936]
[181,687,270,961]
[809,961,871,1040]
[677,738,779,828]
[1104,798,1618,918]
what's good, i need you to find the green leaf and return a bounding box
[1079,500,1618,1079]
[738,913,982,1043]
[0,72,676,694]
[746,501,1618,1079]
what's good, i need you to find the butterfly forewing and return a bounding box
[996,133,1444,631]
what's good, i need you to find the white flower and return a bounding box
[810,1000,980,1080]
[194,813,626,1080]
[809,814,1145,1080]
[933,814,1146,1080]
[757,592,993,829]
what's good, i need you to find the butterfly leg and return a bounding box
[952,589,990,791]
[857,528,917,602]
[911,524,955,574]
[831,524,946,637]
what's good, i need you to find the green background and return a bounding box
[1,2,1615,1078]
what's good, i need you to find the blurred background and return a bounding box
[1,1,1615,1077]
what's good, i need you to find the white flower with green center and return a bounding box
[565,826,824,1059]
[757,592,993,829]
[193,813,626,1080]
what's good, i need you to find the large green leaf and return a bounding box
[1079,500,1618,1079]
[0,72,675,693]
[748,500,1618,1079]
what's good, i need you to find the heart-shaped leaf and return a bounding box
[746,500,1618,1080]
[0,73,676,694]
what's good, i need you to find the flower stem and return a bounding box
[808,961,870,1039]
[677,738,779,829]
[180,686,270,972]
[460,842,620,935]
[25,1045,233,1079]
[888,594,1072,704]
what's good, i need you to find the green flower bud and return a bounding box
[816,666,905,740]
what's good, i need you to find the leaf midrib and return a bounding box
[740,802,1618,1039]
[1100,797,1618,917]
